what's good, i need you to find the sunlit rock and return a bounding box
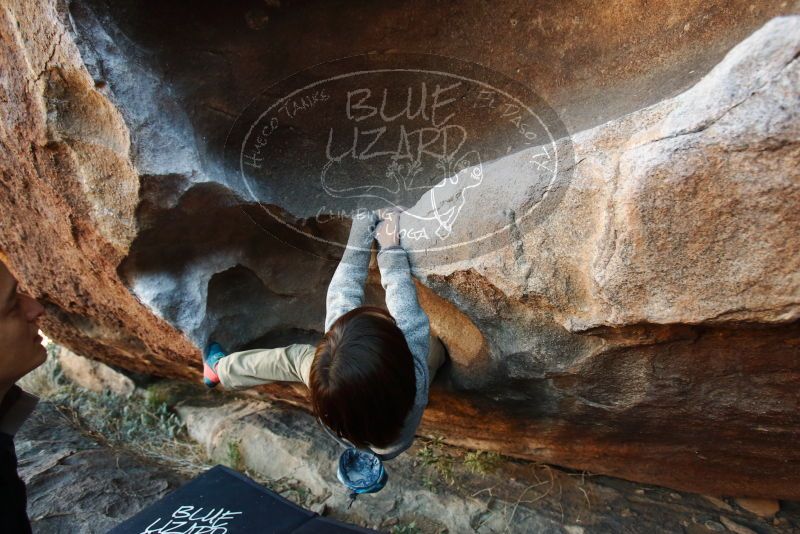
[1,0,798,499]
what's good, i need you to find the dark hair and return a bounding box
[309,306,416,449]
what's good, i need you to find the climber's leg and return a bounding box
[215,344,316,389]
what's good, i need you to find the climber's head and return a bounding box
[309,306,415,449]
[0,254,46,392]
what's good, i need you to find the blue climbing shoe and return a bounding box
[203,342,227,388]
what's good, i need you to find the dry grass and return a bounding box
[19,344,321,509]
[19,344,211,477]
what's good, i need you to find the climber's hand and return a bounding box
[375,207,405,249]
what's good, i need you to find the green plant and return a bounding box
[464,450,501,475]
[226,439,244,471]
[145,385,169,410]
[417,437,455,485]
[421,475,437,492]
[391,521,420,534]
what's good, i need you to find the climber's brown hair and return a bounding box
[309,306,416,449]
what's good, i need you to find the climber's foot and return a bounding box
[203,342,226,388]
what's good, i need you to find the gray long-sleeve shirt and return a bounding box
[323,211,431,459]
[217,211,432,460]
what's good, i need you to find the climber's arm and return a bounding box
[215,344,316,389]
[368,255,432,464]
[374,209,431,366]
[367,255,432,461]
[376,246,431,370]
[324,210,380,332]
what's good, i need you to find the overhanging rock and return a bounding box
[0,0,798,499]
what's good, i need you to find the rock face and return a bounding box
[178,397,800,533]
[57,346,135,397]
[1,0,798,499]
[17,402,184,533]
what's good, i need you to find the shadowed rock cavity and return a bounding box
[118,180,343,349]
[1,0,799,500]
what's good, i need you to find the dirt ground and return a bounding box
[14,351,800,533]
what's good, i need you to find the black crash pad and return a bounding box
[109,465,375,533]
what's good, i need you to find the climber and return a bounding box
[0,253,47,533]
[200,207,447,493]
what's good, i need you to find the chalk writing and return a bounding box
[314,206,374,224]
[498,102,540,142]
[139,505,242,534]
[345,82,460,127]
[243,116,279,169]
[528,146,553,173]
[326,82,467,171]
[399,227,429,241]
[278,88,330,120]
[230,55,572,257]
[242,88,330,169]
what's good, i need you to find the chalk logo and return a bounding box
[225,53,573,264]
[139,505,242,534]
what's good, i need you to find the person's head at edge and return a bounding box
[309,306,416,450]
[0,252,46,399]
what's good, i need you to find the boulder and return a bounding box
[17,402,184,533]
[0,0,798,499]
[734,498,781,518]
[178,398,781,533]
[57,346,135,397]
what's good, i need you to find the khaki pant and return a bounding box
[217,335,446,390]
